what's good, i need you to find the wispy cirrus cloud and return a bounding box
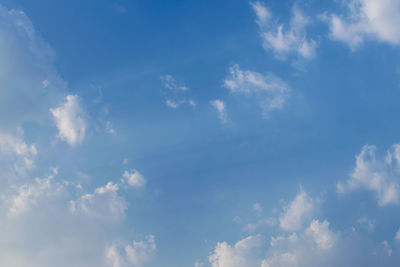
[251,1,317,60]
[160,74,196,109]
[224,64,290,117]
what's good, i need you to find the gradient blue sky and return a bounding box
[1,0,400,266]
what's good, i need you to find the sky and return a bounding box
[1,0,400,266]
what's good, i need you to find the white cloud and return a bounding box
[262,220,337,267]
[0,166,152,267]
[210,99,228,124]
[210,220,337,267]
[0,4,152,266]
[50,95,87,146]
[357,217,376,233]
[382,240,393,256]
[224,64,290,116]
[253,203,263,216]
[323,0,400,48]
[209,235,264,267]
[9,168,63,216]
[166,99,180,109]
[305,220,336,250]
[0,130,38,175]
[395,228,400,240]
[122,169,146,188]
[106,235,156,267]
[160,74,189,91]
[160,74,196,109]
[337,144,400,206]
[70,181,127,222]
[106,121,116,135]
[279,189,314,231]
[165,99,196,109]
[251,2,316,59]
[208,190,400,267]
[243,218,277,233]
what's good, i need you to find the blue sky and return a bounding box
[2,0,400,266]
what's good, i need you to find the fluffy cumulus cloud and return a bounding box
[209,235,265,267]
[208,189,400,267]
[106,235,156,267]
[209,216,339,266]
[8,168,63,216]
[122,169,146,187]
[261,220,337,267]
[323,0,400,48]
[0,166,155,266]
[51,95,88,146]
[224,64,290,117]
[251,1,316,59]
[210,99,228,124]
[0,4,155,266]
[279,189,315,231]
[337,144,400,206]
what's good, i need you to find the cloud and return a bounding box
[395,228,400,240]
[357,217,376,233]
[208,187,400,267]
[106,235,156,267]
[165,99,196,109]
[0,166,154,266]
[251,2,316,59]
[210,99,228,124]
[323,0,400,48]
[253,203,263,216]
[261,220,337,267]
[337,144,400,206]
[279,189,315,231]
[160,74,196,109]
[106,121,116,135]
[243,218,277,233]
[209,235,264,267]
[0,4,66,131]
[160,74,189,91]
[209,220,337,267]
[0,130,38,176]
[0,4,153,266]
[8,168,63,216]
[50,95,88,146]
[224,64,290,117]
[122,169,146,188]
[69,181,127,222]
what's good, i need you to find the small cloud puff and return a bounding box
[210,99,228,124]
[50,95,87,146]
[337,144,400,206]
[251,2,317,60]
[123,169,146,188]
